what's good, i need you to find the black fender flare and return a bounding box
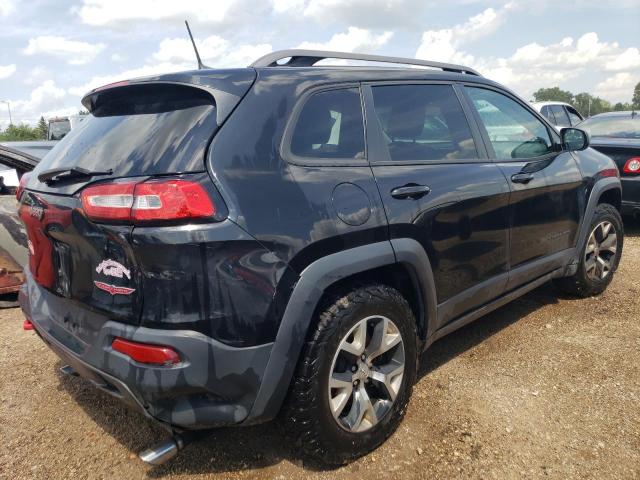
[244,238,437,423]
[571,177,621,266]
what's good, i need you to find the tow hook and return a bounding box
[138,431,210,466]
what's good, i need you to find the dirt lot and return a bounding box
[1,224,639,480]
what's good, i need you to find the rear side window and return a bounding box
[371,84,477,162]
[32,84,217,179]
[550,105,571,127]
[566,107,583,126]
[290,88,365,160]
[466,87,553,160]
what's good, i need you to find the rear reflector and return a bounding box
[23,319,34,330]
[111,337,180,366]
[623,157,640,174]
[81,178,215,223]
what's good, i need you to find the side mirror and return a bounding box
[561,128,590,151]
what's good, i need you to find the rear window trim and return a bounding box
[280,82,368,167]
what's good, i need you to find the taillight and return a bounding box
[81,178,215,223]
[623,157,640,174]
[23,318,34,331]
[132,179,215,221]
[111,337,180,366]
[16,172,30,201]
[81,182,136,222]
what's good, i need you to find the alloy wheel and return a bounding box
[328,315,405,433]
[585,221,618,281]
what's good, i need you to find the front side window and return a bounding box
[541,106,555,125]
[370,84,477,162]
[466,87,553,160]
[550,105,571,127]
[290,88,365,160]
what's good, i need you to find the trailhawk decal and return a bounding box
[96,259,131,279]
[94,281,135,296]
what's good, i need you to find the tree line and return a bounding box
[0,116,49,141]
[533,81,640,117]
[0,111,88,142]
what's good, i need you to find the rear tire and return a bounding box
[284,284,418,465]
[554,203,623,297]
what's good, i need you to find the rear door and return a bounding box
[463,86,583,288]
[363,82,510,329]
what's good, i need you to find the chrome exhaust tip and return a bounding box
[139,436,183,466]
[59,365,79,377]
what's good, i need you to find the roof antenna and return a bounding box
[185,20,206,70]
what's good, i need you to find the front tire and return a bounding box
[285,285,418,465]
[554,203,623,297]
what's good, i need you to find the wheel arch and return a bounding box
[572,177,622,267]
[244,239,437,424]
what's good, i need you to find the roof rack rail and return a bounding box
[250,49,481,76]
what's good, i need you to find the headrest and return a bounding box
[387,103,426,139]
[292,104,335,154]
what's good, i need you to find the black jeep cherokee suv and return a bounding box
[18,50,624,465]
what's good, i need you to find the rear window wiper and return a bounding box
[38,167,113,185]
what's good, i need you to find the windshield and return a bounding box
[32,84,218,186]
[578,114,640,139]
[48,120,71,140]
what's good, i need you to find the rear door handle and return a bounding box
[511,173,534,184]
[390,184,431,199]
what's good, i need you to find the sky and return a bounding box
[0,0,638,128]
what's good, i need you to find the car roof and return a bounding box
[530,101,574,108]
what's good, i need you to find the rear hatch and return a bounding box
[19,70,255,352]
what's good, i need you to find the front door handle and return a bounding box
[511,173,534,184]
[390,184,431,199]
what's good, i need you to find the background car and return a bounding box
[531,101,584,130]
[578,111,640,219]
[0,144,37,307]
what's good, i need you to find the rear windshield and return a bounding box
[579,114,640,139]
[32,84,217,182]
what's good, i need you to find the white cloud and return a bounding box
[152,36,271,67]
[273,0,304,13]
[298,27,393,53]
[1,81,79,128]
[415,5,639,104]
[23,36,106,65]
[69,35,272,98]
[595,73,640,104]
[0,0,14,16]
[605,47,640,71]
[0,64,16,80]
[77,0,238,25]
[298,0,429,29]
[416,3,515,64]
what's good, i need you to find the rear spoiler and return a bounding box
[81,69,257,126]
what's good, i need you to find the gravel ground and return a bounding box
[1,223,639,480]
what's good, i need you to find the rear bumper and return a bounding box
[19,281,274,430]
[621,177,640,216]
